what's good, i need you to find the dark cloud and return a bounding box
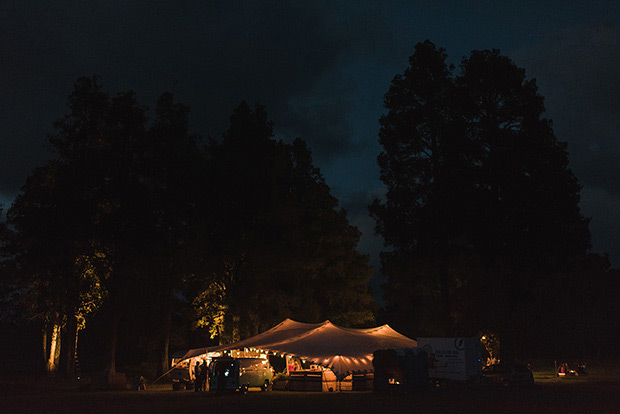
[276,69,358,160]
[3,0,620,275]
[512,22,620,191]
[511,21,620,264]
[0,0,392,194]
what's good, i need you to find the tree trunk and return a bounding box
[62,313,78,380]
[156,287,173,377]
[232,314,240,343]
[53,324,61,368]
[46,324,61,373]
[438,256,453,336]
[499,325,515,365]
[105,298,123,373]
[42,323,48,368]
[499,283,517,365]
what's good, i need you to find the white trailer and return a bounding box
[416,337,482,381]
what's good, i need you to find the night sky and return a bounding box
[2,1,620,286]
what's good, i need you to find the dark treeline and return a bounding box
[371,41,620,362]
[0,77,375,378]
[2,41,619,379]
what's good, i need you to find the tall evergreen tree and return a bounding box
[371,41,591,361]
[140,92,204,376]
[193,102,376,342]
[2,78,376,376]
[4,161,110,377]
[23,76,156,374]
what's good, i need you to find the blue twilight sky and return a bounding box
[2,1,620,292]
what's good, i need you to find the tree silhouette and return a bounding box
[371,41,591,362]
[139,92,204,376]
[193,102,376,342]
[41,76,154,374]
[4,161,110,377]
[2,79,377,377]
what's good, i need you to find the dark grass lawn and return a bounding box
[3,366,620,414]
[3,381,620,414]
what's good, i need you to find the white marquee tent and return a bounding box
[181,318,417,379]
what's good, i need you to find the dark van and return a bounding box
[210,357,274,393]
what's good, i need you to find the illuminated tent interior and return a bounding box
[180,318,418,379]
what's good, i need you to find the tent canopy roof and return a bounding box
[182,319,417,379]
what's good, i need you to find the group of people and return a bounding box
[193,360,210,391]
[557,362,588,377]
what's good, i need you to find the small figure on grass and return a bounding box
[132,375,147,390]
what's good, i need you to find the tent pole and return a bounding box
[149,358,189,386]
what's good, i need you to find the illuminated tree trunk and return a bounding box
[42,324,48,367]
[46,324,61,373]
[53,327,61,368]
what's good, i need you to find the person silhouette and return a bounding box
[199,360,208,391]
[194,360,202,391]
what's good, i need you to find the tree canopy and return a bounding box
[192,102,375,342]
[371,41,593,361]
[1,77,375,378]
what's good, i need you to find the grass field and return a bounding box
[3,365,620,414]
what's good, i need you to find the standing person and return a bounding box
[205,360,212,391]
[199,360,208,391]
[194,360,202,392]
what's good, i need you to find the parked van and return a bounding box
[210,357,274,392]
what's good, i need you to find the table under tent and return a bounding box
[172,318,418,391]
